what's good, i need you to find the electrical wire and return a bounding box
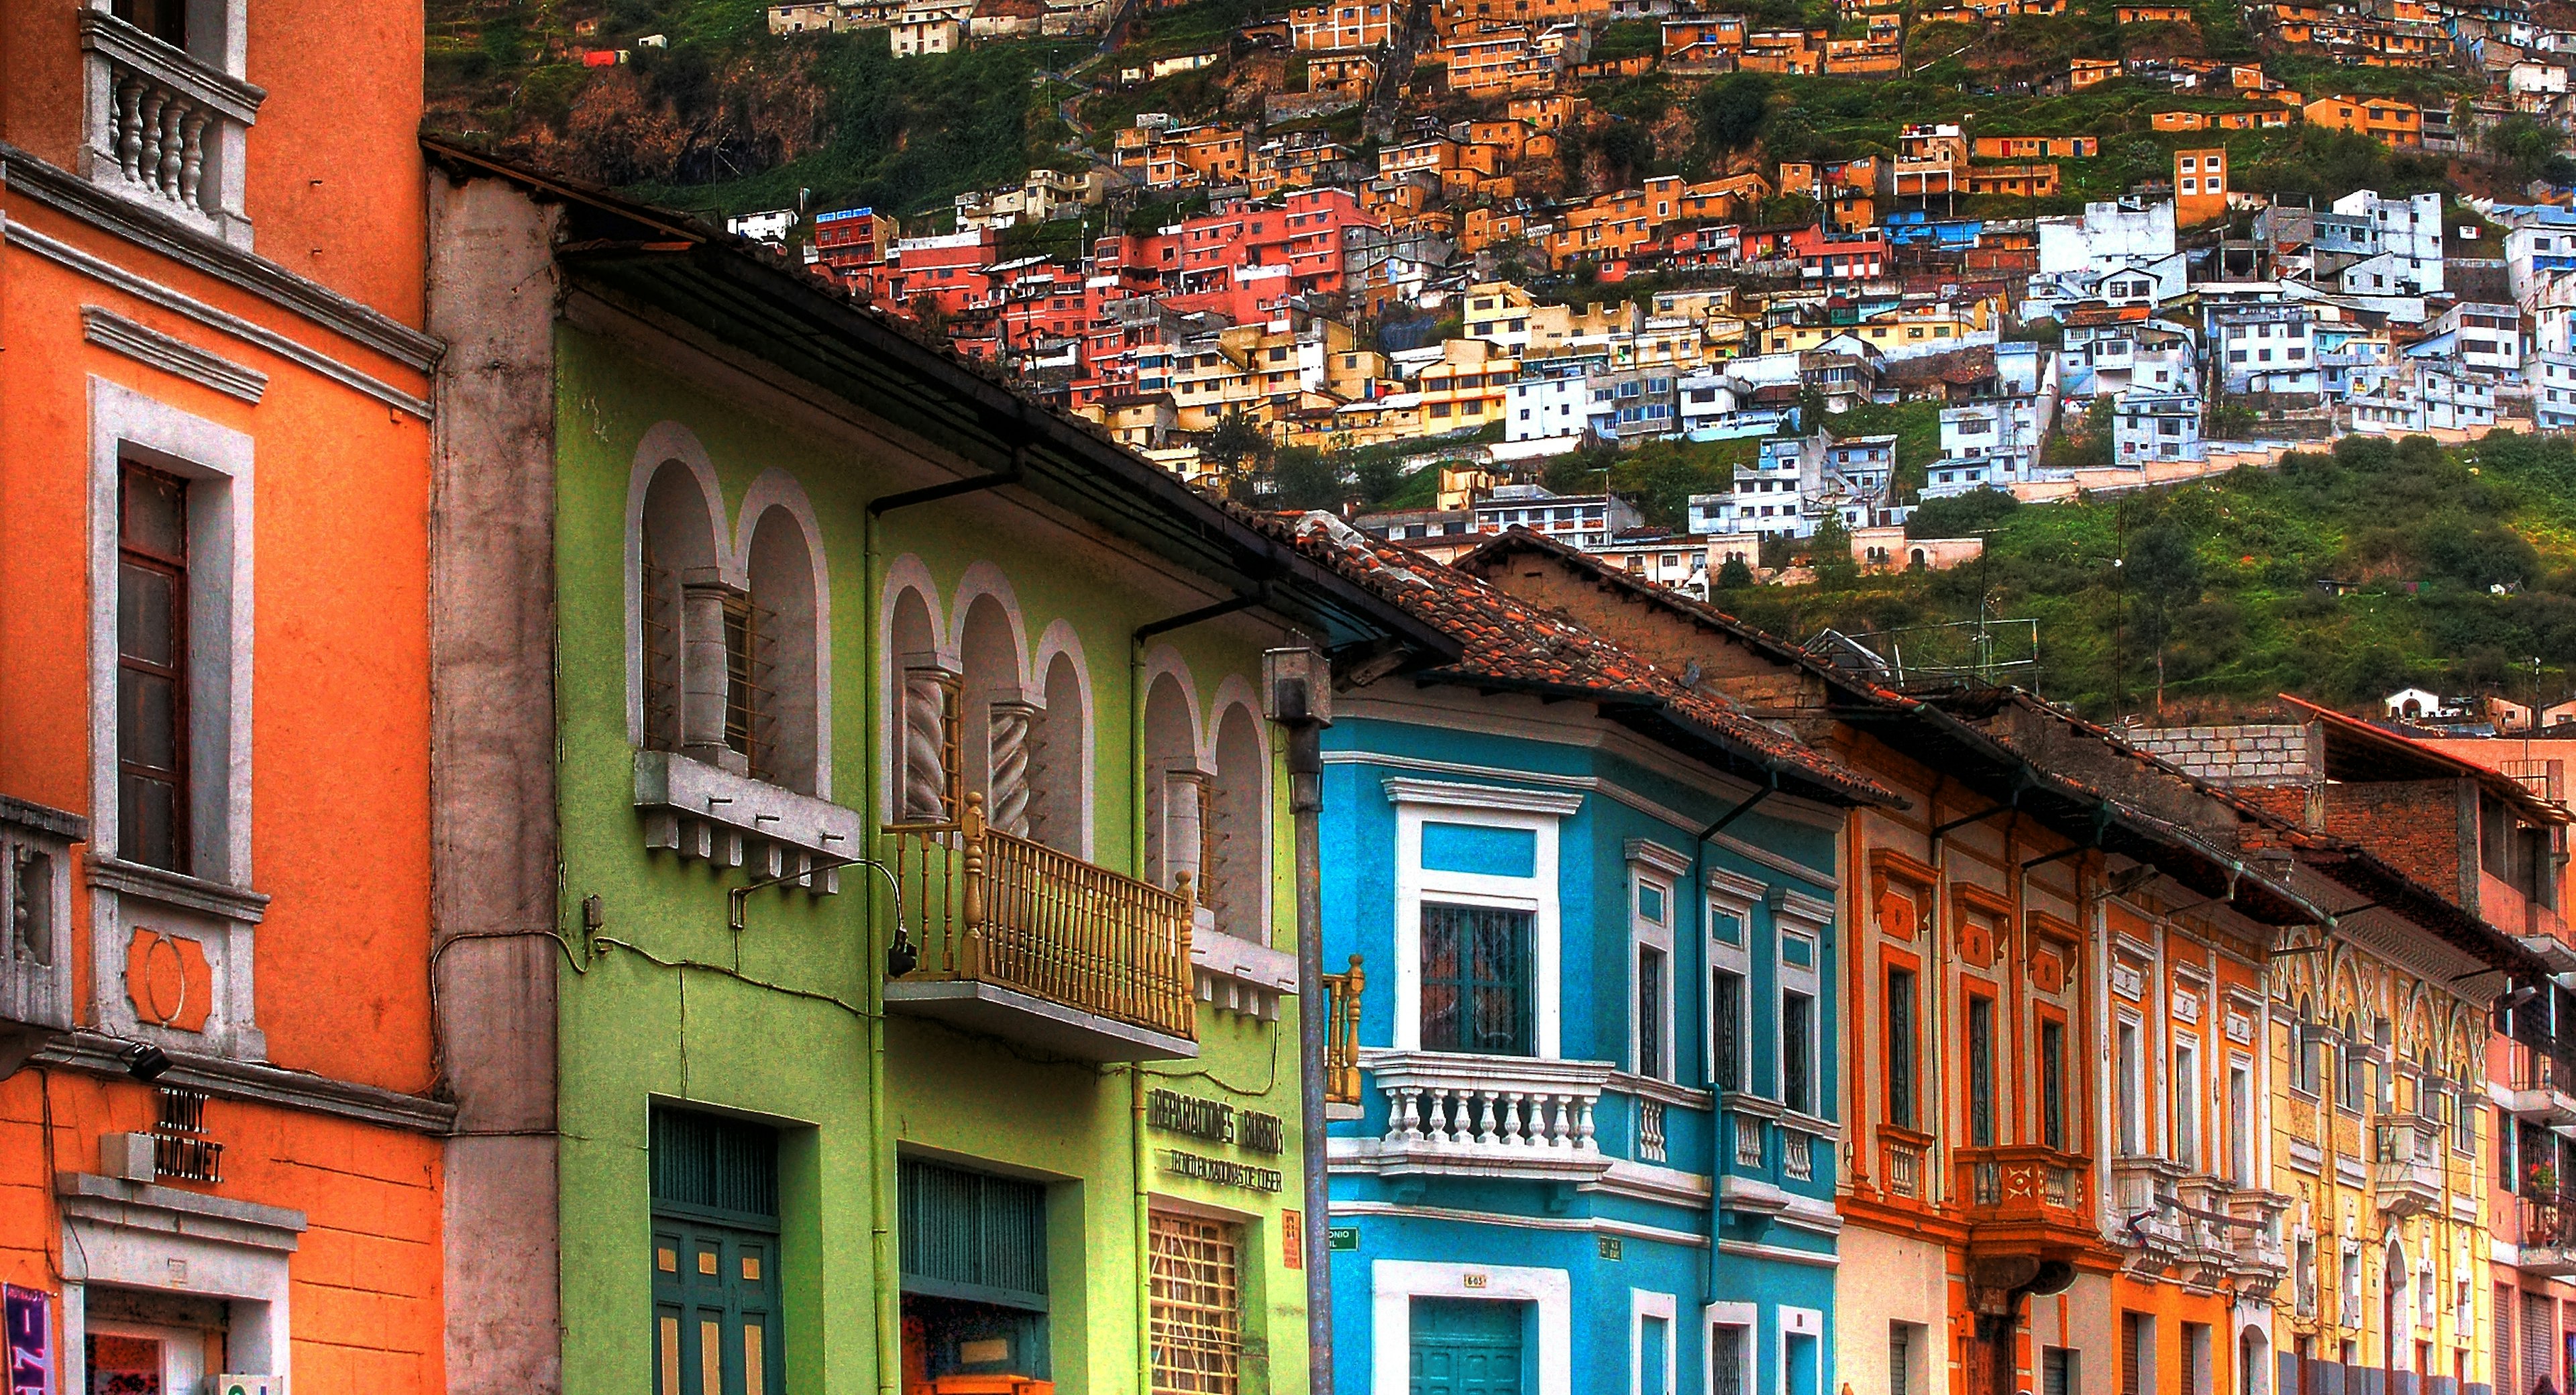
[590,935,881,1023]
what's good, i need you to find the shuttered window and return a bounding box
[1886,969,1916,1129]
[1420,904,1534,1056]
[1782,991,1813,1114]
[900,1157,1050,1309]
[2041,1021,2067,1150]
[1713,970,1746,1092]
[118,462,191,874]
[2523,1292,2554,1395]
[651,1109,782,1395]
[1637,946,1665,1078]
[1149,1212,1241,1395]
[1967,996,1996,1148]
[2042,1349,2077,1395]
[1890,1326,1911,1395]
[2123,1312,2149,1395]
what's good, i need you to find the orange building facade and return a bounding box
[0,0,448,1392]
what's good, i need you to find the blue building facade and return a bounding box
[1285,517,1880,1395]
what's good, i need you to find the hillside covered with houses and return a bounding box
[429,0,2576,714]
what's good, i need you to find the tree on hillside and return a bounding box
[1715,555,1756,589]
[1907,487,2020,539]
[2125,518,2201,711]
[1202,411,1271,476]
[1593,120,1656,188]
[1811,513,1859,589]
[1693,72,1773,154]
[1270,444,1347,511]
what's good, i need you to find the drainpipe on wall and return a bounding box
[1690,772,1778,1295]
[861,503,900,1395]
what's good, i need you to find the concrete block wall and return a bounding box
[2126,722,2324,788]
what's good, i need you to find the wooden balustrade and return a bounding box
[1322,954,1366,1106]
[883,793,1195,1039]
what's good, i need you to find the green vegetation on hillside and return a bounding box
[1716,435,2576,720]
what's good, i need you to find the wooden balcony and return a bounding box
[1955,1145,2100,1267]
[881,796,1196,1061]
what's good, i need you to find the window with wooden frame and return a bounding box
[118,460,191,873]
[1966,993,1996,1148]
[2039,1015,2068,1151]
[1887,964,1919,1130]
[1148,1212,1242,1395]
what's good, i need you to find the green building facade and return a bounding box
[427,151,1440,1395]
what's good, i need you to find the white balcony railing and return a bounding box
[2375,1118,2445,1217]
[1363,1050,1613,1181]
[79,9,263,246]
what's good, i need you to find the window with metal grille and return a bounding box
[640,530,682,753]
[1148,1212,1240,1395]
[1782,990,1813,1114]
[1713,970,1746,1092]
[722,595,757,764]
[118,461,190,873]
[1967,995,1995,1148]
[2041,1020,2066,1150]
[1887,968,1916,1129]
[1638,945,1665,1079]
[1712,1323,1750,1395]
[1420,904,1534,1056]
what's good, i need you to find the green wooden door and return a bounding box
[1410,1298,1525,1395]
[653,1222,782,1395]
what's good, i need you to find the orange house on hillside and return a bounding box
[2304,93,2424,146]
[0,0,456,1392]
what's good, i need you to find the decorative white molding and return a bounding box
[634,750,863,888]
[1323,748,1839,884]
[6,219,429,416]
[82,305,266,401]
[1,138,441,372]
[1190,924,1297,1021]
[56,1170,302,1395]
[1383,775,1585,817]
[1336,1200,1707,1250]
[1624,837,1693,879]
[34,1030,454,1133]
[1605,1070,1713,1112]
[1768,886,1834,931]
[1704,865,1768,907]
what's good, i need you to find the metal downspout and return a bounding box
[861,503,898,1395]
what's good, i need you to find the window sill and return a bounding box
[1189,924,1295,1021]
[87,856,268,924]
[634,750,865,885]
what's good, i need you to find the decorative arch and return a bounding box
[1140,650,1207,897]
[948,561,1034,691]
[1203,675,1272,944]
[625,423,733,749]
[957,588,1032,836]
[736,468,833,797]
[1030,619,1096,858]
[883,560,955,825]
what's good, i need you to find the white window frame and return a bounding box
[1772,888,1831,1115]
[1705,1300,1758,1395]
[1631,1288,1678,1395]
[2116,1013,2147,1157]
[2174,1036,2202,1168]
[1387,778,1580,1057]
[56,1175,303,1393]
[1775,1304,1824,1395]
[2229,1056,2256,1184]
[1706,868,1762,1091]
[85,376,267,1061]
[1627,839,1688,1081]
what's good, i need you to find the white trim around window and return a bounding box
[1371,1258,1572,1395]
[1387,778,1578,1057]
[1632,1288,1679,1395]
[1627,841,1682,1081]
[1776,1304,1825,1395]
[1705,1300,1758,1395]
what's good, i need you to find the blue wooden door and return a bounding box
[1410,1298,1525,1395]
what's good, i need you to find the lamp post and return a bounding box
[1265,645,1334,1395]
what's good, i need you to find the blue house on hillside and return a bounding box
[1277,515,1892,1395]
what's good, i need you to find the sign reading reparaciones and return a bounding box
[1146,1088,1285,1156]
[1162,1149,1283,1193]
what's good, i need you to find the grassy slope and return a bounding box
[1713,435,2576,721]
